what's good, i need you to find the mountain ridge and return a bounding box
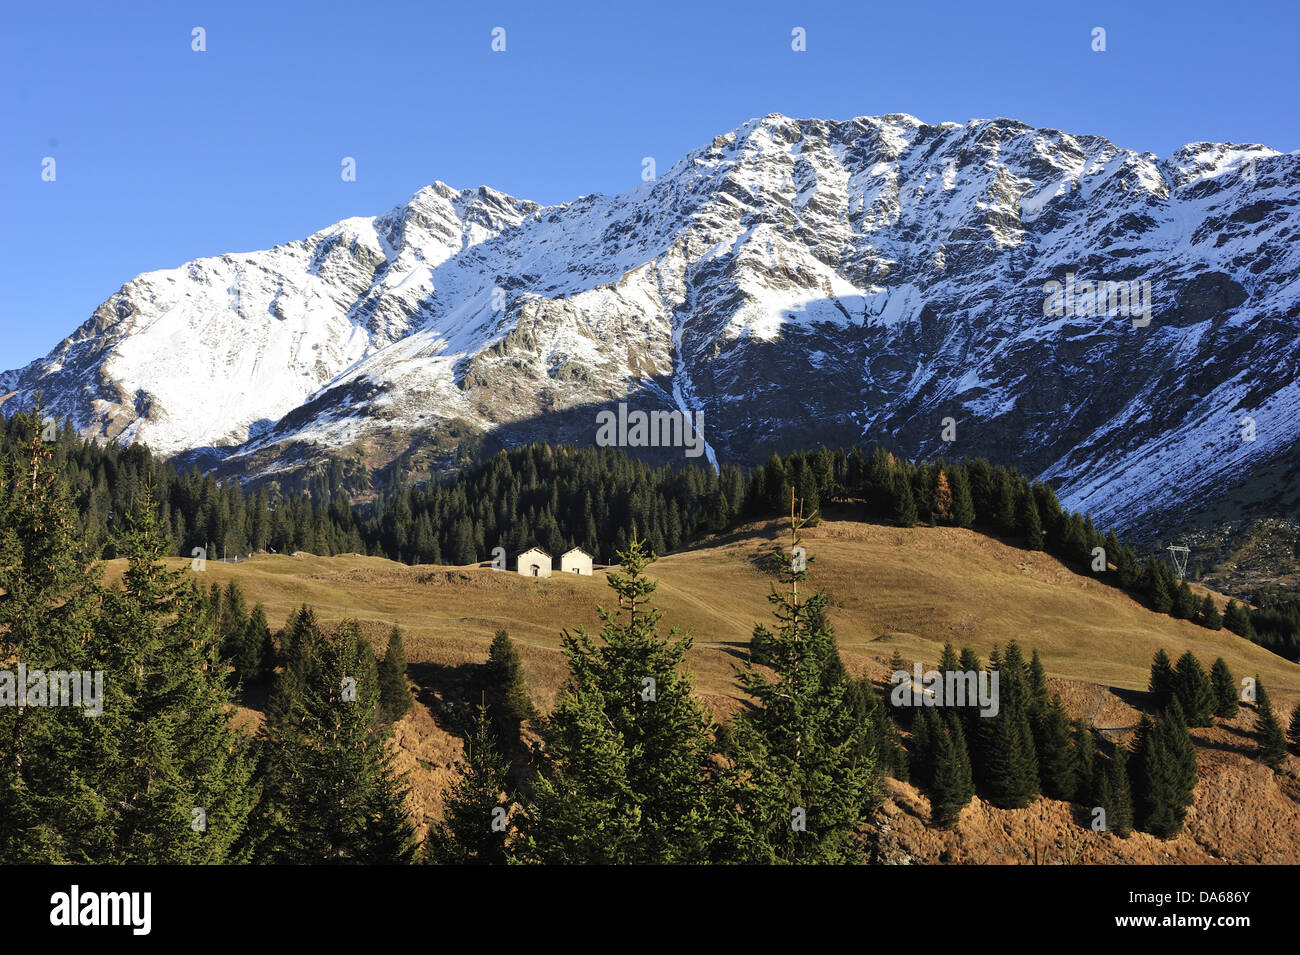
[4,112,1297,541]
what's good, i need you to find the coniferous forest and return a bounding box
[7,409,1296,659]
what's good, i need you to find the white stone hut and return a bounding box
[560,547,593,575]
[516,547,552,578]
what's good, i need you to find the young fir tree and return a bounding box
[918,709,973,827]
[1035,695,1077,801]
[1209,658,1239,720]
[1130,701,1197,839]
[264,604,323,727]
[481,628,535,749]
[521,535,720,864]
[1171,581,1199,621]
[219,581,250,661]
[1288,703,1300,756]
[844,675,907,783]
[1195,594,1222,630]
[725,498,876,863]
[1072,720,1097,804]
[1222,600,1254,639]
[1148,649,1175,704]
[253,620,416,863]
[378,626,412,724]
[950,467,976,528]
[92,485,259,862]
[0,409,113,862]
[975,644,1040,809]
[891,470,918,527]
[1098,745,1133,837]
[237,604,272,684]
[1019,491,1044,550]
[1172,651,1216,727]
[1252,677,1288,769]
[1143,558,1173,614]
[425,703,512,864]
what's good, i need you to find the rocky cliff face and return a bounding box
[4,113,1297,537]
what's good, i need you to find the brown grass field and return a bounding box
[101,516,1300,718]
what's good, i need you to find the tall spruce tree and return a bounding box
[521,535,720,864]
[1035,695,1077,801]
[1172,652,1215,727]
[1100,746,1133,837]
[1148,649,1175,704]
[1222,600,1254,639]
[481,629,535,749]
[976,641,1040,809]
[93,485,259,862]
[725,499,876,863]
[0,408,107,862]
[1209,658,1238,720]
[378,626,412,723]
[1130,701,1197,839]
[1195,594,1222,630]
[425,703,512,864]
[253,619,416,863]
[1252,677,1288,769]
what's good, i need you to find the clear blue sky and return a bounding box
[2,0,1296,371]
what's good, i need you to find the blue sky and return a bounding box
[2,0,1296,371]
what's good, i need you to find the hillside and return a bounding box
[101,517,1300,859]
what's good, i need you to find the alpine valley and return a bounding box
[4,113,1298,551]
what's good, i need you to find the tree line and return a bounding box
[9,406,1300,663]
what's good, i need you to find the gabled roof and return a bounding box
[518,546,551,557]
[561,547,593,559]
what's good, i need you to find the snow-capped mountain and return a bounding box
[4,113,1298,537]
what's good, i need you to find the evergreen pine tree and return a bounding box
[1144,558,1173,614]
[1287,703,1300,756]
[94,484,259,862]
[253,620,416,863]
[1172,651,1215,727]
[975,644,1039,809]
[891,470,917,527]
[1103,745,1134,837]
[481,629,535,749]
[237,604,272,684]
[950,467,976,528]
[1148,649,1175,704]
[1072,720,1097,804]
[425,704,512,864]
[1171,581,1198,620]
[378,626,413,723]
[1222,600,1254,639]
[1019,491,1044,550]
[1036,695,1077,801]
[0,409,106,862]
[521,535,720,864]
[1195,594,1222,630]
[725,502,876,863]
[1253,677,1288,768]
[1209,658,1238,720]
[1130,701,1197,839]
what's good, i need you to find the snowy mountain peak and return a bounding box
[4,113,1298,539]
